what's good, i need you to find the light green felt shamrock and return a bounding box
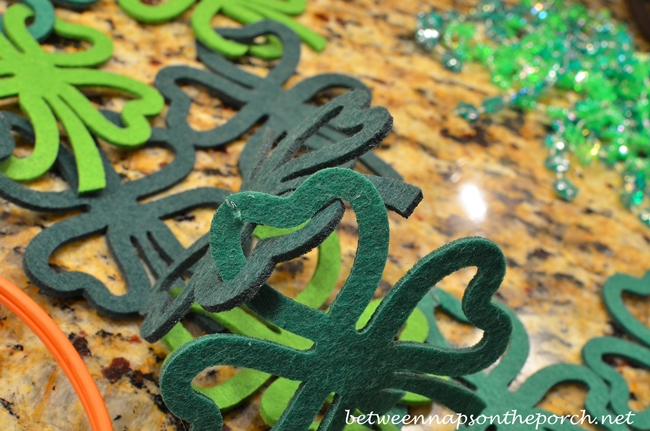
[0,4,164,194]
[118,0,326,59]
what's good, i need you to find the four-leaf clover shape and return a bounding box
[0,4,163,194]
[159,168,512,431]
[118,0,326,59]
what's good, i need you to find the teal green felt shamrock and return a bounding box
[0,0,98,42]
[118,0,326,59]
[582,271,650,430]
[421,289,625,431]
[160,168,512,431]
[0,4,164,194]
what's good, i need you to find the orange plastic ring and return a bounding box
[0,275,113,431]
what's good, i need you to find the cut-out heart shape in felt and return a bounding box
[118,0,325,59]
[0,4,164,194]
[602,271,650,346]
[155,20,401,184]
[0,0,98,42]
[139,88,423,341]
[0,110,230,319]
[159,168,512,431]
[582,337,649,431]
[580,271,650,431]
[160,225,342,411]
[421,288,625,431]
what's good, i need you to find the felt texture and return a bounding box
[259,298,429,430]
[0,4,164,193]
[118,0,326,59]
[160,226,341,410]
[0,0,98,42]
[580,271,650,430]
[159,168,512,431]
[0,110,229,318]
[140,84,424,340]
[423,288,624,431]
[154,20,404,185]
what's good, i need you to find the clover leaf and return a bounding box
[582,271,650,430]
[0,0,98,42]
[159,168,512,431]
[118,0,326,59]
[0,110,229,318]
[0,4,164,194]
[155,20,401,185]
[421,288,625,431]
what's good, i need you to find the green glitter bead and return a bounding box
[415,28,442,51]
[622,190,644,208]
[638,208,650,226]
[553,178,578,201]
[482,96,505,113]
[545,154,570,172]
[442,51,463,72]
[416,11,444,29]
[456,101,480,122]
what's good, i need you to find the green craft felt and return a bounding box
[159,226,340,410]
[0,110,230,318]
[602,271,650,346]
[259,299,429,430]
[0,0,55,41]
[583,337,649,430]
[118,0,325,59]
[160,168,512,431]
[423,288,625,431]
[140,84,424,340]
[155,20,404,185]
[0,4,163,193]
[580,271,650,431]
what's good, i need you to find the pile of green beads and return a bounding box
[415,0,650,227]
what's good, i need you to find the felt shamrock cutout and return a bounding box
[139,88,423,341]
[155,20,401,183]
[420,288,625,431]
[118,0,326,59]
[0,4,164,194]
[0,110,229,318]
[0,0,98,42]
[582,271,650,430]
[159,168,512,431]
[160,224,343,411]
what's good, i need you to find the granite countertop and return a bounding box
[1,0,650,429]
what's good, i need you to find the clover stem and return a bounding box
[47,95,106,193]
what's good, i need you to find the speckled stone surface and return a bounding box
[1,0,650,429]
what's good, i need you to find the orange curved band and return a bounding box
[0,275,113,431]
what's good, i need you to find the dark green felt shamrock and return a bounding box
[0,4,164,194]
[155,20,400,184]
[118,0,325,59]
[0,0,98,42]
[159,168,512,431]
[0,110,229,318]
[582,271,650,430]
[139,88,423,341]
[420,289,625,431]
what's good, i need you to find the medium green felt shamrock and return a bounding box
[0,0,98,42]
[582,271,650,430]
[118,0,326,59]
[160,168,512,431]
[421,289,625,431]
[0,4,164,194]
